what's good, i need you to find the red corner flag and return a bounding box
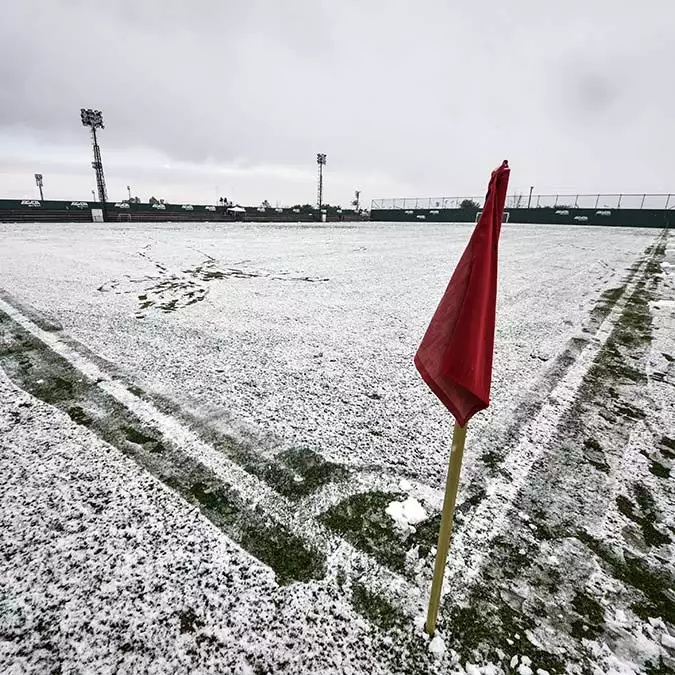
[414,160,510,427]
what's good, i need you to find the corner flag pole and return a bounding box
[425,422,467,635]
[415,161,509,636]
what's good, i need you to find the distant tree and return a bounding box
[261,199,271,209]
[149,196,159,205]
[460,199,480,209]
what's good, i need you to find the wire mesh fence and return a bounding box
[371,194,673,211]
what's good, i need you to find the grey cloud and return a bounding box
[1,0,674,203]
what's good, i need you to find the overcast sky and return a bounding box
[1,0,673,207]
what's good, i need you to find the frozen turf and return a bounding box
[0,222,673,673]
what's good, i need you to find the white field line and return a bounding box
[0,296,421,612]
[443,252,653,597]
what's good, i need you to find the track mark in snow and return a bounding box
[97,246,329,317]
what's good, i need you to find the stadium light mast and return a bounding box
[80,108,108,208]
[34,173,44,201]
[316,153,326,210]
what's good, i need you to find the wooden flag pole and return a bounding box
[425,421,467,635]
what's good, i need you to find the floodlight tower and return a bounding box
[34,173,44,201]
[316,153,326,210]
[80,108,108,206]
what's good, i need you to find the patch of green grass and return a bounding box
[613,403,647,421]
[240,520,325,585]
[660,437,675,459]
[491,535,535,578]
[634,482,657,514]
[189,481,241,520]
[322,491,409,572]
[602,287,626,304]
[279,447,349,495]
[440,594,565,673]
[588,286,625,329]
[616,495,638,521]
[529,509,560,540]
[480,450,501,469]
[641,522,671,548]
[409,514,442,559]
[459,487,487,511]
[583,438,609,473]
[585,267,659,394]
[178,607,204,633]
[644,656,673,674]
[322,491,444,574]
[36,375,75,403]
[570,591,605,640]
[634,483,671,547]
[351,582,401,631]
[570,336,590,351]
[67,405,92,426]
[615,489,670,548]
[576,532,674,623]
[189,480,326,584]
[242,446,348,501]
[122,425,167,454]
[170,408,349,500]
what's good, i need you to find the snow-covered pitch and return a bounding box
[1,222,673,674]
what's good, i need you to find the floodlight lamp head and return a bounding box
[80,108,104,129]
[317,153,326,165]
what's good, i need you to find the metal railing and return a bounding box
[371,193,673,211]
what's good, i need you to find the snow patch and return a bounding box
[662,633,675,649]
[428,635,445,656]
[386,496,427,529]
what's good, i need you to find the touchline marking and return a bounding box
[0,295,421,613]
[445,245,656,597]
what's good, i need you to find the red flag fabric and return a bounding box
[414,160,510,427]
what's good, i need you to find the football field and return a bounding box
[1,222,673,674]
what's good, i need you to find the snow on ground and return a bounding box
[0,222,657,483]
[0,221,673,673]
[0,369,385,674]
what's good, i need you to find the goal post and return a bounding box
[476,210,510,223]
